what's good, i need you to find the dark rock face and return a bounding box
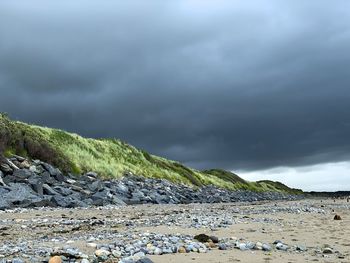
[0,155,303,210]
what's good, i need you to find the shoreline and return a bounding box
[0,199,348,262]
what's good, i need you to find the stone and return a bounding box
[194,234,211,243]
[13,169,32,179]
[0,171,6,186]
[29,165,38,173]
[87,243,97,248]
[323,247,333,254]
[89,180,103,192]
[246,242,255,250]
[86,172,98,178]
[334,214,342,220]
[218,244,227,250]
[207,241,216,248]
[18,160,31,169]
[43,184,60,195]
[28,177,44,196]
[0,163,12,173]
[276,242,289,251]
[4,183,43,206]
[6,159,19,170]
[66,178,76,184]
[239,243,248,251]
[178,247,187,253]
[49,256,62,263]
[209,235,219,243]
[12,155,26,162]
[262,243,272,251]
[136,258,154,263]
[296,245,307,251]
[273,240,283,244]
[111,250,122,258]
[153,247,162,255]
[95,249,111,258]
[255,242,263,250]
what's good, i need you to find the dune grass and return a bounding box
[0,113,302,193]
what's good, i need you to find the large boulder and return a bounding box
[51,194,88,208]
[41,162,65,182]
[2,183,52,208]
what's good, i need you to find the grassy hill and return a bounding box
[0,113,302,194]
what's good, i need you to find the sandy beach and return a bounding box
[0,198,349,262]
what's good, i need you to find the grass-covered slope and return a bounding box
[0,113,302,193]
[203,169,303,194]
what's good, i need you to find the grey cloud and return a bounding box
[1,1,350,171]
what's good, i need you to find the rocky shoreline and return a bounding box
[0,155,302,210]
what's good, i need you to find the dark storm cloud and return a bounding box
[1,0,350,171]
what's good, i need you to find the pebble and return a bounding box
[276,242,289,251]
[49,256,62,263]
[262,243,272,251]
[178,247,187,253]
[323,247,333,254]
[218,244,227,250]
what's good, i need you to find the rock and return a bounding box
[296,245,307,251]
[209,235,219,243]
[273,240,283,244]
[12,155,26,162]
[0,155,303,210]
[49,256,62,263]
[0,163,12,173]
[66,178,76,184]
[111,250,122,258]
[95,249,111,259]
[41,163,65,182]
[207,241,216,248]
[334,214,342,220]
[0,171,6,186]
[218,244,227,250]
[18,160,31,169]
[153,247,162,255]
[0,196,10,210]
[116,183,129,194]
[136,258,154,263]
[13,169,32,179]
[11,259,24,263]
[239,243,248,251]
[262,243,272,251]
[6,159,19,170]
[4,183,43,207]
[276,242,289,251]
[178,247,187,253]
[51,194,87,208]
[194,234,211,243]
[28,177,44,196]
[323,247,333,254]
[88,180,103,192]
[87,243,97,248]
[86,172,98,178]
[255,242,263,250]
[246,242,255,250]
[43,184,60,195]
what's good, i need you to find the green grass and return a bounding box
[0,113,302,193]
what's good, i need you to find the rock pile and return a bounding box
[0,155,302,210]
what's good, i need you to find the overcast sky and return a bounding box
[1,1,350,191]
